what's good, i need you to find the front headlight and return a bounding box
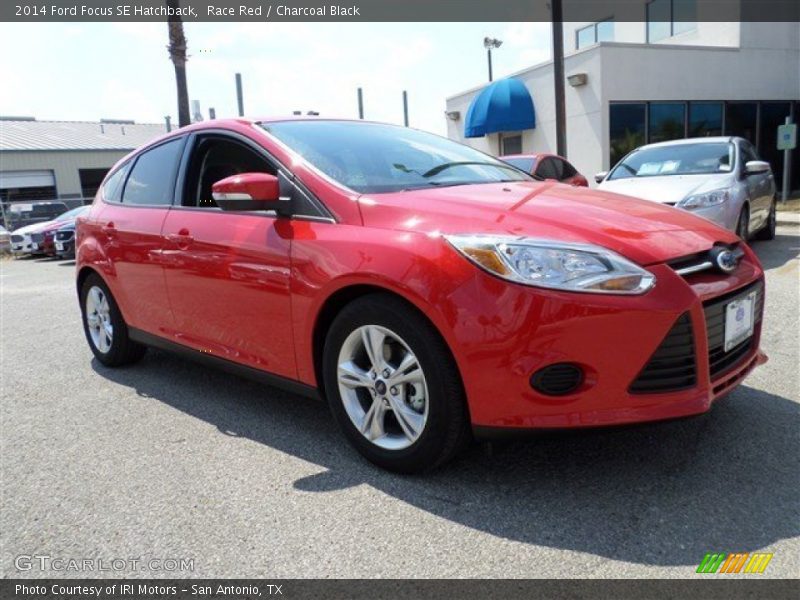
[445,235,655,294]
[677,189,729,210]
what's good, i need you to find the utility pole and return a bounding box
[402,91,409,126]
[357,87,364,119]
[235,73,244,117]
[551,0,567,157]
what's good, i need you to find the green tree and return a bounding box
[166,0,190,127]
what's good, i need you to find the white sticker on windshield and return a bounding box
[637,162,662,175]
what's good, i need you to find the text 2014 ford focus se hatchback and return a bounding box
[76,118,766,472]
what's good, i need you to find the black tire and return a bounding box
[755,199,777,241]
[322,293,471,473]
[80,273,147,367]
[736,205,750,241]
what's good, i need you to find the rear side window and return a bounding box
[122,139,183,206]
[559,159,577,179]
[102,163,130,203]
[536,159,558,179]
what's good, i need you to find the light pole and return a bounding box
[483,37,502,82]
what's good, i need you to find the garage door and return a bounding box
[0,170,56,189]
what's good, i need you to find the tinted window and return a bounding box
[122,139,183,206]
[609,142,734,180]
[725,103,757,144]
[102,163,130,203]
[649,102,686,143]
[609,103,646,167]
[559,159,578,178]
[536,159,559,179]
[262,121,530,194]
[501,135,522,155]
[502,157,535,173]
[759,102,791,187]
[689,102,723,137]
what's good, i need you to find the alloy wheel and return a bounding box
[336,325,429,450]
[85,285,113,353]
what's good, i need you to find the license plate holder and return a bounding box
[55,242,64,251]
[724,291,756,352]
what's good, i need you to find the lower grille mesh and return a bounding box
[630,313,696,394]
[704,281,764,379]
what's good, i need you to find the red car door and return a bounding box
[99,138,185,334]
[160,133,296,379]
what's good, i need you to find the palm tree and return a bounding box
[166,0,190,127]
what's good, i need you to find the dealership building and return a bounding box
[0,117,166,206]
[446,18,800,191]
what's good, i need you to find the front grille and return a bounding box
[55,230,74,242]
[30,233,44,243]
[630,313,696,394]
[11,234,23,243]
[704,281,764,380]
[669,243,743,277]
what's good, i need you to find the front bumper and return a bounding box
[455,246,766,430]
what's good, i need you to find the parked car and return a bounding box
[0,225,10,253]
[596,137,776,241]
[50,206,90,258]
[11,205,89,257]
[5,200,69,231]
[501,153,588,186]
[77,118,766,473]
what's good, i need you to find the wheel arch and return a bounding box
[310,283,465,404]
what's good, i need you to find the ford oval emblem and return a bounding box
[712,248,739,274]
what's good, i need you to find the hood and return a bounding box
[358,181,738,266]
[12,220,54,235]
[597,173,732,204]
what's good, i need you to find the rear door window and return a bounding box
[122,138,184,206]
[536,158,558,180]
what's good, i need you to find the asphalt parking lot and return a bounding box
[1,227,798,579]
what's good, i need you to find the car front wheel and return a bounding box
[80,273,147,367]
[755,199,777,241]
[323,294,471,473]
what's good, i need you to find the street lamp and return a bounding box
[483,37,502,82]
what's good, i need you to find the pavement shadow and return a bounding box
[751,233,800,271]
[92,349,800,567]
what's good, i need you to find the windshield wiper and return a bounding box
[421,161,522,178]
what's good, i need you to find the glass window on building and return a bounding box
[725,102,757,144]
[501,134,522,155]
[759,102,792,193]
[610,103,646,167]
[576,19,614,49]
[648,102,686,143]
[647,0,696,42]
[688,102,723,137]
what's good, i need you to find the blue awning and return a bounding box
[464,78,536,138]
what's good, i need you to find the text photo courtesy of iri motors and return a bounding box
[0,1,798,598]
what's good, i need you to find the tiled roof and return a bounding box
[0,119,167,151]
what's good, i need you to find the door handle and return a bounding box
[101,222,117,236]
[166,228,193,249]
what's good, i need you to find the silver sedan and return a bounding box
[596,136,776,241]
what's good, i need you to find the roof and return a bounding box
[0,119,168,151]
[642,136,735,149]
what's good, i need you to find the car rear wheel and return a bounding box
[322,294,471,473]
[736,205,750,241]
[80,273,146,367]
[755,199,777,241]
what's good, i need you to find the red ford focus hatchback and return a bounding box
[76,118,766,472]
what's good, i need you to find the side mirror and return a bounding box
[594,171,608,184]
[744,160,770,176]
[212,172,291,215]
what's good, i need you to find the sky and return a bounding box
[0,22,552,135]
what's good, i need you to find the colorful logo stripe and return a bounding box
[697,552,773,574]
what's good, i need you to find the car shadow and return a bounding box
[751,233,800,271]
[57,260,76,266]
[91,349,799,567]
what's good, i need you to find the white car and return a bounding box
[10,220,53,255]
[596,137,776,241]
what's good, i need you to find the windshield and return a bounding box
[609,142,734,180]
[261,121,532,194]
[501,157,535,173]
